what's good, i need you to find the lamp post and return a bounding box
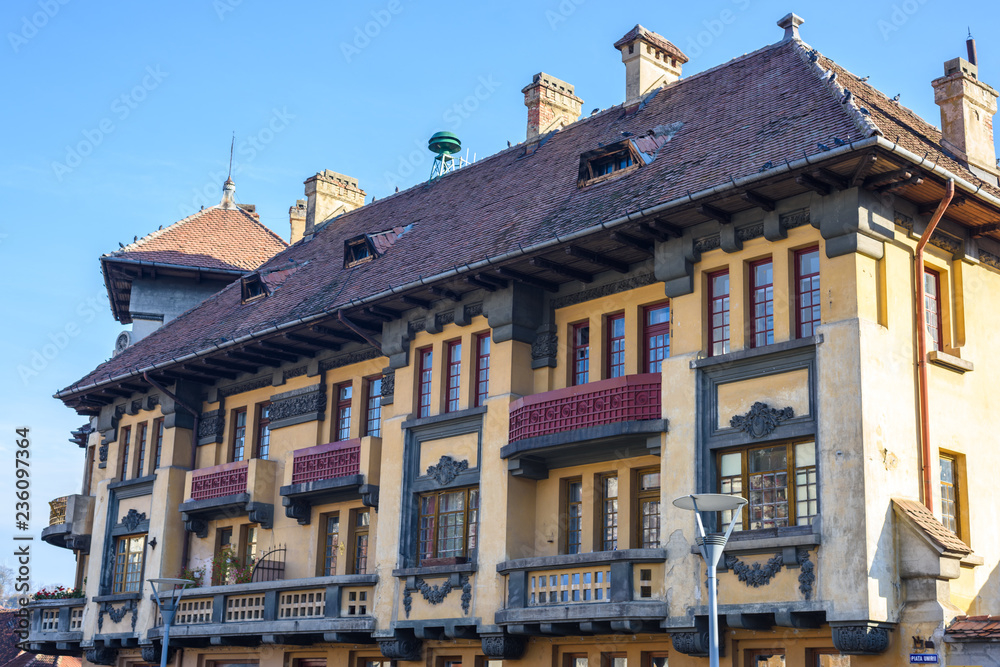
[672,493,748,667]
[148,578,193,667]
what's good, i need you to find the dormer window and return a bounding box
[593,153,634,177]
[241,274,267,303]
[345,235,377,268]
[578,139,648,187]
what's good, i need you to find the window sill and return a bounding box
[92,592,143,603]
[497,548,668,574]
[691,335,822,368]
[928,349,974,374]
[689,525,820,557]
[392,562,477,578]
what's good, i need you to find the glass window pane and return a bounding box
[721,452,741,477]
[795,441,816,467]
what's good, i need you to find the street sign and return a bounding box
[909,655,939,664]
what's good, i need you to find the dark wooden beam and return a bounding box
[972,221,1000,238]
[812,168,849,191]
[347,317,383,333]
[311,324,364,343]
[430,286,463,302]
[698,204,732,224]
[229,350,286,367]
[367,305,401,320]
[741,190,776,212]
[565,245,629,273]
[611,231,653,253]
[796,173,832,196]
[159,370,215,385]
[259,339,314,357]
[464,275,497,292]
[186,364,237,380]
[103,387,133,398]
[246,343,300,362]
[204,357,258,374]
[401,295,433,310]
[530,256,593,283]
[120,382,147,393]
[863,168,912,189]
[849,152,878,186]
[877,174,922,194]
[496,266,559,292]
[637,222,671,243]
[919,196,966,216]
[475,273,508,288]
[651,218,683,237]
[284,333,339,351]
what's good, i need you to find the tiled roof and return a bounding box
[892,498,971,556]
[614,24,688,63]
[103,203,287,273]
[58,36,997,395]
[946,615,1000,641]
[0,653,82,667]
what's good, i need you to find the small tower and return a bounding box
[522,73,583,142]
[302,170,367,237]
[614,25,688,105]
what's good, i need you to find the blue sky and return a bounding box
[1,0,997,588]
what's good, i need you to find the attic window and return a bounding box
[345,235,377,268]
[578,139,647,187]
[241,274,267,303]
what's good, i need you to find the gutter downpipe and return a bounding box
[914,179,954,512]
[143,371,201,572]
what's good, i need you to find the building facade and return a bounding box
[24,15,1000,667]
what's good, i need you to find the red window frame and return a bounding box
[708,270,730,357]
[643,302,670,373]
[571,322,590,386]
[231,408,247,462]
[795,247,821,338]
[445,340,462,413]
[135,422,147,478]
[924,268,943,351]
[256,402,271,459]
[417,347,433,418]
[606,313,625,379]
[749,258,774,348]
[335,383,353,442]
[364,375,382,437]
[152,417,163,470]
[474,332,491,408]
[119,425,132,479]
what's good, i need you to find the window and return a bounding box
[601,655,627,667]
[231,408,247,462]
[364,376,382,437]
[241,274,267,302]
[352,509,370,574]
[578,139,644,186]
[335,383,353,441]
[256,403,271,460]
[135,422,147,478]
[565,479,583,554]
[641,653,668,667]
[112,534,145,593]
[718,440,818,531]
[708,270,730,356]
[345,236,375,267]
[746,649,785,666]
[322,513,340,576]
[643,302,670,372]
[215,527,234,585]
[418,487,479,564]
[446,340,462,412]
[572,323,590,385]
[637,469,661,548]
[606,314,625,378]
[593,153,633,177]
[924,268,943,351]
[151,418,163,470]
[417,347,433,418]
[602,474,619,551]
[750,259,774,347]
[564,654,588,667]
[119,425,131,479]
[795,247,821,337]
[940,454,961,538]
[808,649,850,666]
[242,524,259,567]
[474,332,491,407]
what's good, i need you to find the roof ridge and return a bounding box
[227,201,289,247]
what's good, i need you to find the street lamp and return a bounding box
[148,578,194,667]
[672,493,748,667]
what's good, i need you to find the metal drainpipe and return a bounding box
[143,372,201,574]
[914,179,954,511]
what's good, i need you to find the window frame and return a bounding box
[708,269,731,357]
[749,258,775,348]
[254,402,271,460]
[445,339,462,413]
[417,486,479,565]
[135,421,148,478]
[335,382,353,442]
[795,246,821,338]
[636,467,661,549]
[939,453,961,539]
[571,322,590,386]
[320,512,341,576]
[417,347,433,418]
[351,508,370,574]
[364,375,382,438]
[119,425,132,480]
[643,302,670,373]
[606,313,626,379]
[151,417,164,471]
[231,407,248,462]
[474,332,491,407]
[112,533,146,594]
[924,267,943,352]
[601,473,619,552]
[564,478,583,555]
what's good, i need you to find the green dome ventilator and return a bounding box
[428,131,474,181]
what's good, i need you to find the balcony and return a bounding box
[503,374,666,478]
[41,494,94,553]
[23,598,86,654]
[147,575,377,646]
[180,459,277,537]
[280,438,381,524]
[496,549,667,635]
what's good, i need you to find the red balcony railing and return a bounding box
[191,461,249,501]
[291,441,362,485]
[509,373,662,442]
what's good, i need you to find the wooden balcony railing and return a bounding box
[509,373,662,442]
[291,441,362,485]
[190,461,249,500]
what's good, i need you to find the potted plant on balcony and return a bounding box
[31,586,84,600]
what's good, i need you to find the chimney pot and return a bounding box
[777,13,805,41]
[932,52,999,183]
[302,171,366,238]
[522,72,584,142]
[614,25,688,106]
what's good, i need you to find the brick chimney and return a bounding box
[522,72,583,142]
[302,170,366,238]
[614,25,688,106]
[932,42,999,183]
[288,199,307,243]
